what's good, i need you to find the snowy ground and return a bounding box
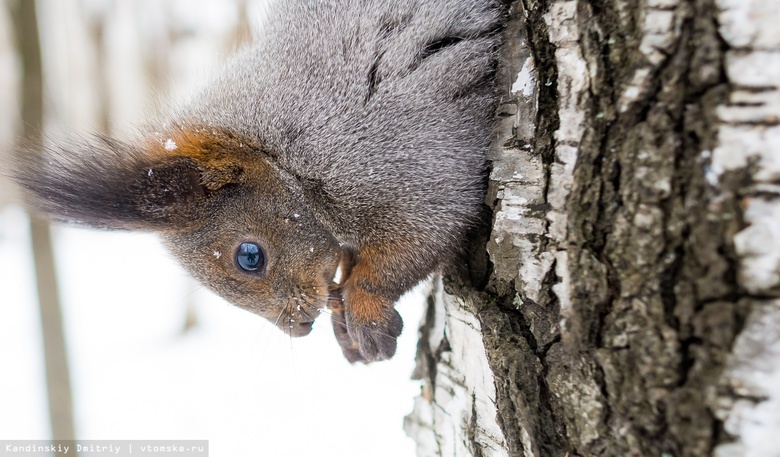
[0,205,422,456]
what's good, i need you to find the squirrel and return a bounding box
[13,0,505,363]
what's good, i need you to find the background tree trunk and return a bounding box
[405,0,780,456]
[11,0,78,445]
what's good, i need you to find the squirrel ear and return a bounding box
[13,135,234,231]
[132,155,210,228]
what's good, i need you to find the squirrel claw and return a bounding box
[331,306,366,363]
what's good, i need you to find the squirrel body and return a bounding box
[14,0,504,362]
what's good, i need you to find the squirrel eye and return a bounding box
[236,242,265,272]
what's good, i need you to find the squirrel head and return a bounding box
[14,126,343,336]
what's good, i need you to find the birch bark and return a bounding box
[406,1,780,456]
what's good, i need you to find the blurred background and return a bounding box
[0,1,424,455]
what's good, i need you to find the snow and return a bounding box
[0,207,50,439]
[164,139,178,151]
[0,205,421,456]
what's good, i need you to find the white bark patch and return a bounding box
[488,14,549,304]
[734,198,780,294]
[725,51,780,87]
[714,1,780,455]
[647,0,677,7]
[619,1,681,111]
[716,0,780,49]
[711,50,780,181]
[511,57,536,98]
[404,277,508,457]
[712,125,780,182]
[491,148,550,303]
[715,300,780,457]
[618,67,651,113]
[542,0,590,328]
[618,0,680,113]
[639,9,677,65]
[547,144,577,242]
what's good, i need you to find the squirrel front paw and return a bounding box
[345,306,403,362]
[329,285,403,363]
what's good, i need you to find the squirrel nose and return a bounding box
[286,320,314,337]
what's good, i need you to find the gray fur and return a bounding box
[14,0,505,362]
[184,0,503,270]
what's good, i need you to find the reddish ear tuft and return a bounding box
[146,126,254,190]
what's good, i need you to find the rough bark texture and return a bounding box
[405,0,780,456]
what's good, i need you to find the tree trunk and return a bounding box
[11,0,78,445]
[405,0,780,456]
